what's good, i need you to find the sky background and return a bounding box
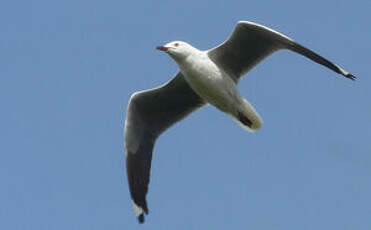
[1,0,370,229]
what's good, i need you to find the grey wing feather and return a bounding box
[287,41,356,80]
[124,72,204,223]
[207,21,355,81]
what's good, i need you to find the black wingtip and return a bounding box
[138,213,145,224]
[346,73,356,81]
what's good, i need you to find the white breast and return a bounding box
[179,52,243,114]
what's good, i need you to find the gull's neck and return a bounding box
[175,49,206,65]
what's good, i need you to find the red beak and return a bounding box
[156,46,168,52]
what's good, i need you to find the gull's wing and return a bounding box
[207,21,355,82]
[124,72,205,223]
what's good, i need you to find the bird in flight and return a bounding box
[124,21,355,223]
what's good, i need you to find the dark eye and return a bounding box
[174,43,179,47]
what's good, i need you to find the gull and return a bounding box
[124,21,355,223]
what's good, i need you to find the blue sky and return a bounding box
[1,0,370,229]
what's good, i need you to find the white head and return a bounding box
[156,41,197,62]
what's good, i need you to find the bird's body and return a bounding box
[178,50,226,108]
[124,21,355,223]
[170,42,263,130]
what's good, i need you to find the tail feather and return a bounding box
[233,99,263,132]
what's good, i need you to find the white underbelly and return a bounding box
[182,69,241,113]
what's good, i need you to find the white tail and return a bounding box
[232,99,263,132]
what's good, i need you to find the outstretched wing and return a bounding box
[124,72,205,223]
[207,21,355,82]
